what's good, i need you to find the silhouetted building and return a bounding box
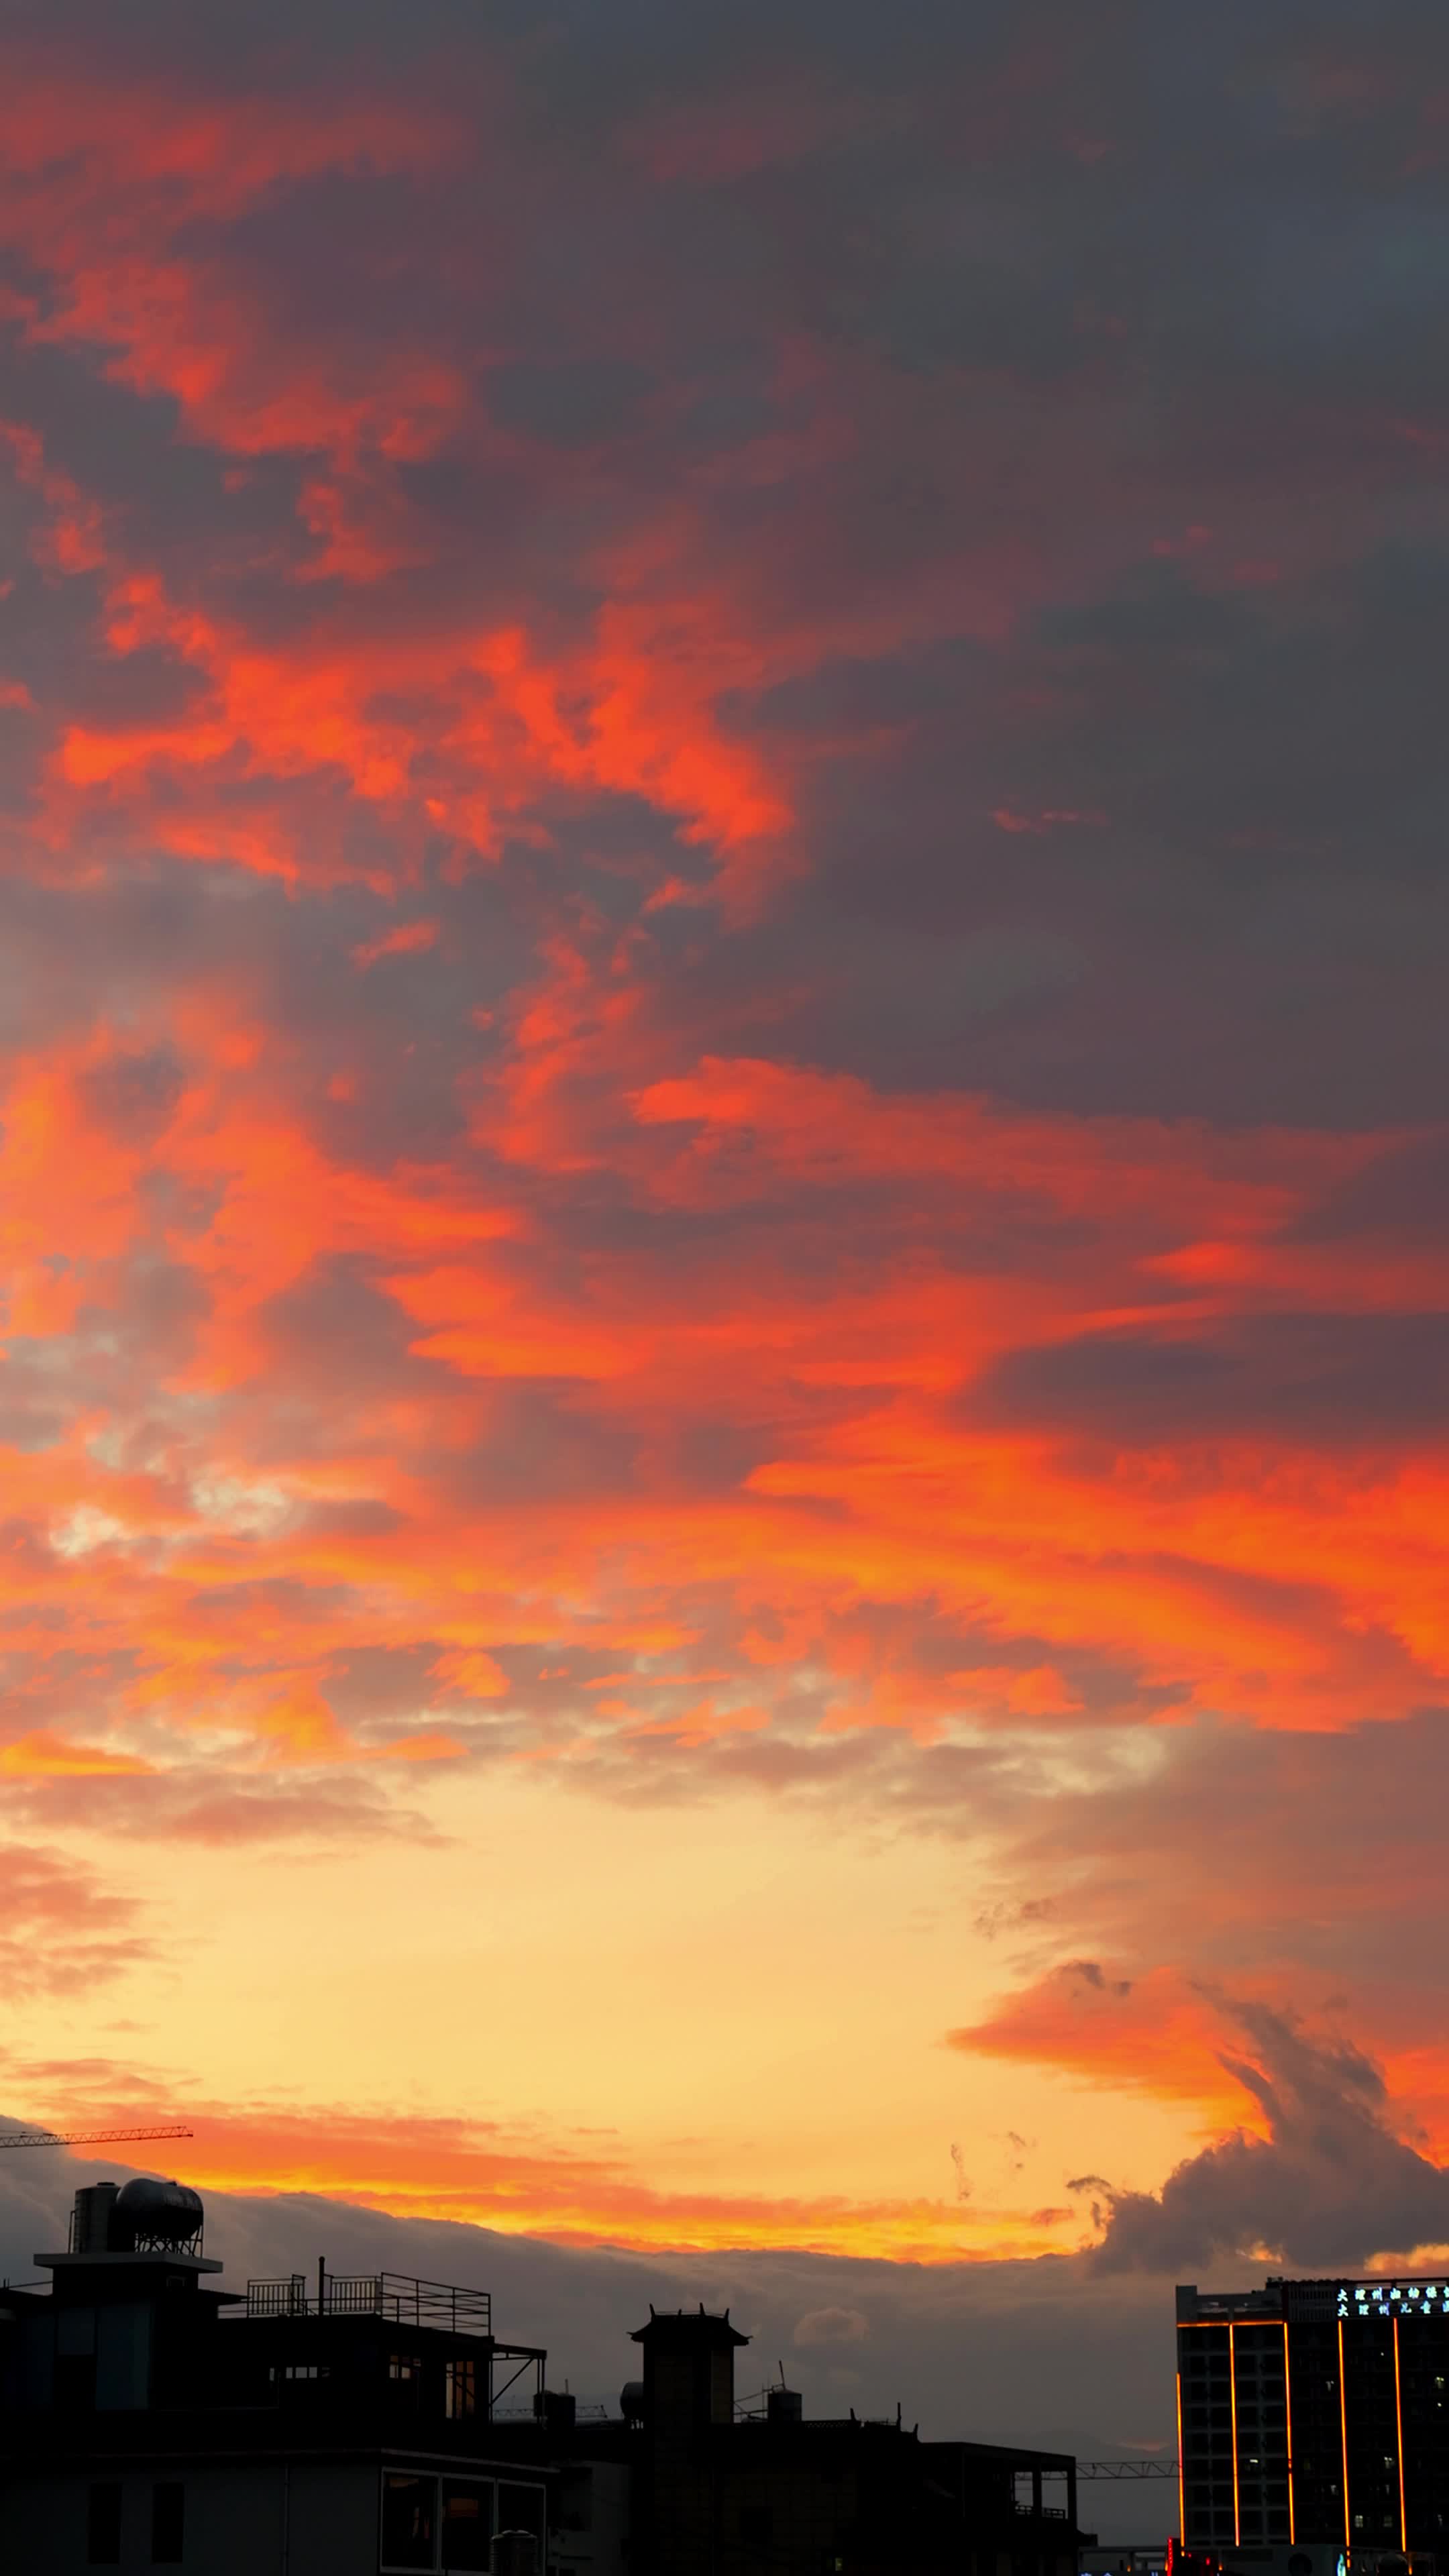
[0,2180,551,2572]
[1177,2276,1449,2576]
[620,2302,1084,2575]
[0,2176,1090,2573]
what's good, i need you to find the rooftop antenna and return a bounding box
[0,2125,193,2151]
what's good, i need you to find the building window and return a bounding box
[445,2355,477,2419]
[389,2351,421,2380]
[741,2504,773,2544]
[382,2473,436,2569]
[152,2482,184,2565]
[87,2483,122,2566]
[441,2480,492,2571]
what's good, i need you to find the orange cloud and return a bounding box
[0,1844,152,1994]
[352,918,441,969]
[951,1965,1259,2135]
[14,2097,1069,2262]
[0,1733,152,1778]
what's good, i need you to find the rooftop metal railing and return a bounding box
[244,2271,493,2334]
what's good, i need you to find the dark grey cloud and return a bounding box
[977,1312,1449,1445]
[75,1046,185,1143]
[928,1706,1449,1998]
[1083,2002,1449,2273]
[1293,1134,1449,1245]
[490,361,655,452]
[996,553,1449,885]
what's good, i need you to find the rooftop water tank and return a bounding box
[490,2536,539,2576]
[70,2182,121,2253]
[113,2177,204,2249]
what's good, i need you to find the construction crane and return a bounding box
[1077,2459,1179,2479]
[0,2125,193,2152]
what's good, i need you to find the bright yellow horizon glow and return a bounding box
[14,1764,1203,2260]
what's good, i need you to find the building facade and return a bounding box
[1177,2276,1449,2576]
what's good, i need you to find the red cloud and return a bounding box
[0,976,1438,1786]
[0,52,462,458]
[351,918,440,969]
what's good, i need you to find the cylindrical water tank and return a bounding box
[490,2535,539,2575]
[113,2177,204,2247]
[621,2379,647,2422]
[71,2182,121,2253]
[767,2385,803,2425]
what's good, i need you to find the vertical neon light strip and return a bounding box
[1230,2324,1241,2546]
[1394,2316,1407,2552]
[1283,2320,1295,2546]
[1177,2367,1185,2542]
[1339,2316,1352,2555]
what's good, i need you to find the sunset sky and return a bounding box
[2,0,1449,2300]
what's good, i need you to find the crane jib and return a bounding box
[0,2124,193,2149]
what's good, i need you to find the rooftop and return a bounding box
[241,2270,494,2336]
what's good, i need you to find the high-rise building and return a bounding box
[1177,2277,1449,2576]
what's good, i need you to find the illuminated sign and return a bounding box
[1337,2282,1449,2317]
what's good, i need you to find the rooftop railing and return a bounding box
[244,2271,493,2334]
